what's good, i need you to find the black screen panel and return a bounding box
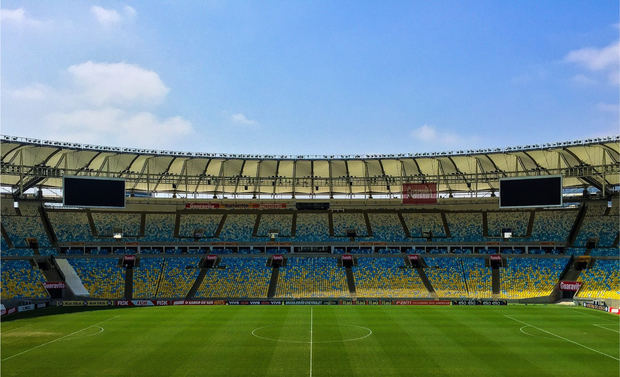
[63,177,125,208]
[499,176,562,208]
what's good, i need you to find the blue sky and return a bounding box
[1,1,618,154]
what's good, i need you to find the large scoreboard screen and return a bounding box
[63,176,125,208]
[499,176,562,208]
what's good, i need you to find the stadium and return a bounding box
[1,134,619,376]
[2,2,620,377]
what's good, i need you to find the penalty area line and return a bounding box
[504,315,619,361]
[2,315,120,362]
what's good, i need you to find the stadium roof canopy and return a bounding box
[1,135,618,198]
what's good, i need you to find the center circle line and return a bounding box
[251,324,373,344]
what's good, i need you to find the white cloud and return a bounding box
[5,61,194,149]
[9,84,50,100]
[67,61,169,106]
[45,108,192,149]
[90,5,136,26]
[231,113,258,126]
[411,124,477,149]
[565,40,620,85]
[1,8,45,27]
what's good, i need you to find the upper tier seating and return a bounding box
[575,204,618,247]
[92,212,141,238]
[487,211,529,238]
[218,214,256,242]
[142,214,176,242]
[178,214,222,238]
[2,214,51,247]
[525,210,577,243]
[257,214,293,237]
[48,211,96,243]
[445,212,483,242]
[333,213,368,237]
[295,213,331,242]
[368,213,407,242]
[402,212,446,237]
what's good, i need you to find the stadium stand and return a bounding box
[143,214,176,242]
[196,257,271,298]
[575,204,618,247]
[487,211,529,238]
[1,259,49,299]
[353,257,429,298]
[257,214,293,237]
[368,213,407,242]
[576,259,620,300]
[218,214,256,242]
[295,213,331,242]
[68,258,125,298]
[499,257,568,299]
[333,213,368,237]
[275,257,349,298]
[402,212,446,238]
[525,210,577,243]
[461,257,493,298]
[47,211,96,243]
[133,257,165,298]
[445,212,483,242]
[2,214,51,247]
[424,257,469,298]
[156,257,202,298]
[178,214,222,238]
[92,212,141,238]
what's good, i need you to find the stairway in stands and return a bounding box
[124,266,134,300]
[267,266,279,298]
[345,267,356,295]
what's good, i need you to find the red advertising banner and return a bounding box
[393,300,451,305]
[273,255,283,261]
[402,183,437,204]
[490,255,502,261]
[342,254,353,260]
[124,255,136,261]
[207,255,218,261]
[185,203,220,209]
[559,281,582,291]
[408,255,419,261]
[185,203,287,210]
[43,282,66,289]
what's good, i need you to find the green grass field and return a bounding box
[1,305,618,377]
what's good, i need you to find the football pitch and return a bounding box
[1,305,618,377]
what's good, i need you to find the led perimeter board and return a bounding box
[499,175,562,208]
[63,176,126,208]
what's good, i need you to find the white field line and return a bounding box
[593,323,620,334]
[504,315,619,361]
[309,306,313,377]
[2,315,119,362]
